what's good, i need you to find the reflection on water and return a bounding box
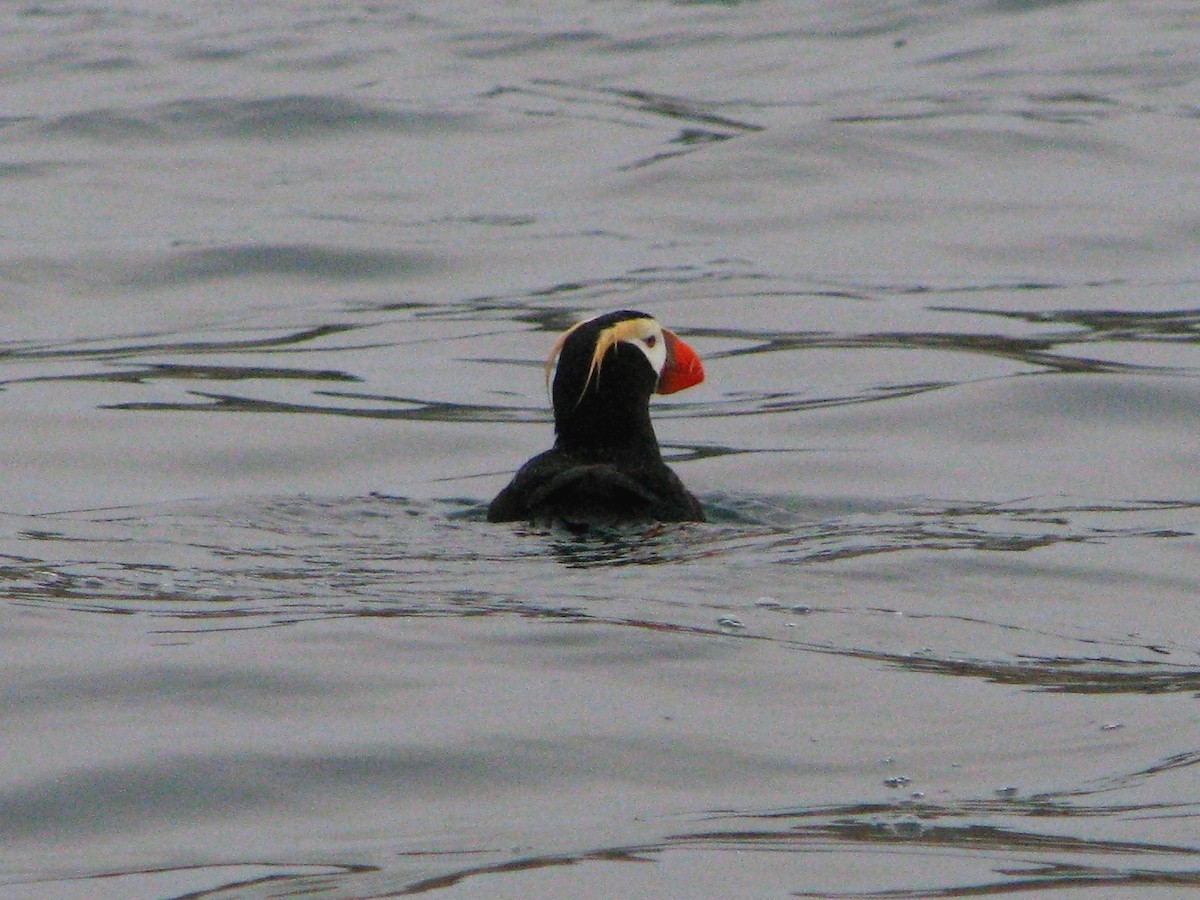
[3,0,1200,896]
[221,792,1200,897]
[849,646,1200,696]
[3,492,1193,661]
[489,79,766,172]
[41,95,464,142]
[4,289,1197,427]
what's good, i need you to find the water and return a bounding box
[2,1,1199,896]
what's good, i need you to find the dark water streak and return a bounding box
[2,0,1199,897]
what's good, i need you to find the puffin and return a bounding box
[487,310,706,526]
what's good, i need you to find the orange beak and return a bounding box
[656,329,705,395]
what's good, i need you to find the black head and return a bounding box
[546,310,703,461]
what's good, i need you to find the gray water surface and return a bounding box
[2,1,1199,897]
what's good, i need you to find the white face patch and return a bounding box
[622,320,667,376]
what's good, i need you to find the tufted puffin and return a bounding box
[487,310,706,526]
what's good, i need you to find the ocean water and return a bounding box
[1,1,1199,896]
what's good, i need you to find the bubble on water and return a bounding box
[753,597,782,608]
[884,775,912,788]
[1101,721,1124,731]
[790,603,814,614]
[717,615,746,630]
[995,785,1019,797]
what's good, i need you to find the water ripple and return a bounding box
[39,94,471,142]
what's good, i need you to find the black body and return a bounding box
[487,311,704,526]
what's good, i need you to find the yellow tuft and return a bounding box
[545,316,656,404]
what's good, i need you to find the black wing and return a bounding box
[487,450,703,525]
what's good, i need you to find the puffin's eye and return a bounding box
[644,334,657,348]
